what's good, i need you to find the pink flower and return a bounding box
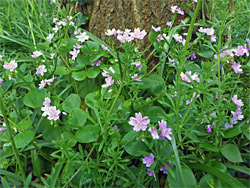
[157,33,169,42]
[131,74,142,81]
[211,35,216,42]
[158,119,172,140]
[102,67,115,77]
[152,26,161,32]
[52,25,60,33]
[46,33,54,42]
[234,46,245,56]
[130,28,147,40]
[170,6,178,13]
[232,62,243,73]
[193,0,198,3]
[105,29,116,36]
[232,95,244,107]
[166,21,172,27]
[32,51,42,58]
[39,80,46,89]
[47,106,60,121]
[101,76,114,88]
[128,112,150,131]
[69,48,80,60]
[147,170,157,181]
[131,62,142,70]
[74,29,81,35]
[101,44,110,52]
[180,72,191,82]
[53,17,59,23]
[160,163,173,174]
[0,55,3,61]
[43,97,51,107]
[57,20,67,27]
[149,126,159,139]
[231,108,244,121]
[36,65,47,76]
[198,27,206,33]
[3,60,17,72]
[74,43,83,49]
[50,53,56,59]
[0,79,3,84]
[45,75,56,86]
[91,59,101,66]
[76,32,89,43]
[205,28,215,36]
[176,8,184,15]
[173,34,183,43]
[0,123,6,131]
[114,125,118,130]
[142,153,154,167]
[225,123,233,129]
[191,72,200,83]
[207,125,212,133]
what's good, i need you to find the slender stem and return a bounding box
[0,94,26,183]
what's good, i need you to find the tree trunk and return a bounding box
[77,0,193,49]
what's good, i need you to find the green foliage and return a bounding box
[0,0,249,187]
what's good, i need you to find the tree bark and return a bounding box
[78,0,192,49]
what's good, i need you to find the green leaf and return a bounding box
[86,41,99,52]
[18,119,32,130]
[87,66,100,78]
[54,66,71,76]
[225,164,250,176]
[138,78,153,90]
[23,89,46,108]
[75,125,99,143]
[1,176,10,188]
[68,38,78,50]
[72,70,87,81]
[41,119,61,141]
[148,30,158,43]
[199,143,219,152]
[198,174,214,188]
[196,50,214,58]
[146,106,167,123]
[62,131,77,147]
[24,173,32,188]
[147,74,165,96]
[70,108,87,126]
[123,141,147,157]
[168,165,197,188]
[14,130,35,148]
[243,128,250,140]
[85,92,100,109]
[224,126,242,138]
[62,94,81,113]
[75,13,90,27]
[189,163,246,188]
[220,144,243,163]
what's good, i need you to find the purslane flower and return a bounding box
[46,33,54,42]
[166,21,172,27]
[3,60,17,72]
[232,95,244,107]
[232,62,243,74]
[129,112,150,131]
[101,44,110,51]
[131,74,142,81]
[131,61,142,70]
[0,55,3,61]
[76,32,89,43]
[152,26,161,32]
[148,126,159,139]
[39,80,47,89]
[69,48,80,60]
[142,153,154,167]
[102,67,115,77]
[91,59,101,66]
[147,170,157,181]
[32,51,42,58]
[158,119,172,140]
[47,106,61,121]
[160,163,173,174]
[101,76,114,88]
[130,28,147,40]
[105,29,116,36]
[36,65,47,76]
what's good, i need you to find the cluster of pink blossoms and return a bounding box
[180,71,200,83]
[41,97,61,121]
[214,40,250,59]
[39,75,56,89]
[170,6,184,15]
[129,112,172,141]
[198,27,216,42]
[173,33,186,46]
[105,28,147,43]
[225,95,244,129]
[101,67,115,92]
[142,153,173,181]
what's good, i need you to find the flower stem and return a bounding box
[0,93,26,183]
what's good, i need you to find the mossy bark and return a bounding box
[78,0,192,48]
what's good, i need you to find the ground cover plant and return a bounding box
[0,0,249,187]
